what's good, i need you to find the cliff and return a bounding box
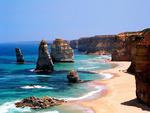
[111,31,142,61]
[51,38,74,62]
[134,33,150,106]
[70,40,78,49]
[78,35,117,55]
[35,40,54,73]
[127,28,150,73]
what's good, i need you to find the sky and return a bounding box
[0,0,150,43]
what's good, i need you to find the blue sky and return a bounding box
[0,0,150,43]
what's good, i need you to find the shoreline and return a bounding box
[80,61,150,113]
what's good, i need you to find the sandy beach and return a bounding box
[82,61,150,113]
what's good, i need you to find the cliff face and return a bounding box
[71,28,149,61]
[111,31,142,61]
[78,35,117,55]
[134,34,150,105]
[70,40,78,49]
[127,28,150,73]
[51,38,74,62]
[35,40,54,73]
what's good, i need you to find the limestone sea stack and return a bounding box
[35,40,54,73]
[51,38,74,62]
[15,96,66,109]
[15,48,24,63]
[67,70,81,83]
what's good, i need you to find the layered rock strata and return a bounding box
[15,48,24,63]
[127,28,150,73]
[51,38,74,62]
[134,33,150,105]
[78,35,117,55]
[35,40,54,73]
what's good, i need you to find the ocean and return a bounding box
[0,42,113,113]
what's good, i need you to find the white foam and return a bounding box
[39,111,59,113]
[29,69,34,72]
[101,73,113,80]
[63,86,105,101]
[0,101,31,113]
[21,85,54,89]
[78,66,98,70]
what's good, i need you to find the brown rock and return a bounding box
[78,35,117,55]
[15,96,66,109]
[51,38,74,62]
[67,70,81,83]
[35,40,54,73]
[134,33,150,106]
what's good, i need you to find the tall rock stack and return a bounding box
[15,48,24,63]
[35,40,54,73]
[134,30,150,105]
[51,38,74,62]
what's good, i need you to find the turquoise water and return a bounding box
[0,42,112,113]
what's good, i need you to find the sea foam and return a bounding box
[0,101,59,113]
[0,101,31,113]
[101,73,113,80]
[21,85,54,89]
[63,86,105,101]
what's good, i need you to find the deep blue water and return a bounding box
[0,42,112,113]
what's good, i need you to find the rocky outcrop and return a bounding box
[127,28,150,74]
[35,40,54,73]
[111,31,142,61]
[132,30,150,105]
[67,70,81,83]
[15,48,24,63]
[15,96,66,109]
[51,38,74,62]
[70,40,78,49]
[78,35,117,55]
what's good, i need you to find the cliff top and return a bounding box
[138,35,150,46]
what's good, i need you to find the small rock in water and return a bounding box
[15,96,67,109]
[67,70,81,83]
[15,48,24,63]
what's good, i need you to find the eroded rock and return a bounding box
[51,38,74,62]
[15,96,66,109]
[67,70,81,83]
[35,40,54,73]
[15,48,24,63]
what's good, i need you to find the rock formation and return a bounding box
[127,28,150,74]
[35,40,54,73]
[15,96,66,109]
[51,38,74,62]
[70,40,78,49]
[15,48,24,63]
[78,35,117,55]
[132,30,150,105]
[111,31,142,61]
[67,70,81,83]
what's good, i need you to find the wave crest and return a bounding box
[21,85,54,89]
